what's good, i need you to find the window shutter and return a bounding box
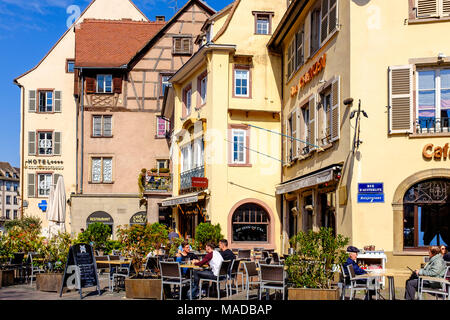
[284,119,289,166]
[28,132,36,156]
[296,106,302,157]
[309,94,317,151]
[321,0,329,44]
[388,65,413,134]
[304,14,311,60]
[113,75,122,94]
[174,38,182,53]
[29,90,36,112]
[416,0,439,18]
[54,132,61,155]
[331,76,341,142]
[442,0,450,16]
[28,174,35,198]
[182,38,191,54]
[86,76,96,94]
[329,0,338,35]
[291,110,298,160]
[54,91,62,112]
[296,30,304,69]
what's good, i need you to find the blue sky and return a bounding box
[0,0,232,168]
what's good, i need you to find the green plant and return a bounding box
[73,223,111,251]
[159,168,170,173]
[39,232,72,273]
[150,168,157,173]
[195,223,223,250]
[285,227,349,289]
[168,237,184,257]
[104,240,125,255]
[4,216,42,233]
[2,225,44,258]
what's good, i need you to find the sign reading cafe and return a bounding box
[290,53,327,97]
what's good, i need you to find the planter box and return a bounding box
[36,273,67,293]
[0,270,15,287]
[288,287,340,300]
[125,278,162,300]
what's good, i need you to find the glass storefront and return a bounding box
[232,203,269,242]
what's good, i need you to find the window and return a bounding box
[417,68,450,132]
[93,115,112,137]
[13,184,18,192]
[156,117,169,138]
[199,75,207,105]
[91,157,113,183]
[5,172,10,178]
[5,210,10,220]
[403,179,449,248]
[161,75,172,96]
[173,37,192,55]
[287,39,296,78]
[6,196,11,205]
[38,132,53,155]
[181,145,193,173]
[67,60,75,73]
[13,210,17,220]
[310,7,321,55]
[287,112,296,162]
[319,88,332,145]
[232,129,246,164]
[13,197,17,205]
[97,75,113,93]
[234,69,250,97]
[414,0,450,19]
[256,15,269,34]
[320,0,338,44]
[193,138,204,168]
[38,173,52,196]
[39,91,53,112]
[295,28,304,70]
[232,203,270,242]
[157,160,169,170]
[302,107,310,155]
[183,86,192,117]
[6,182,11,191]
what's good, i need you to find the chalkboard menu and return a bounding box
[60,243,101,299]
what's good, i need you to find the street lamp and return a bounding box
[349,99,368,152]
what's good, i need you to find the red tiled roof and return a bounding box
[75,19,165,68]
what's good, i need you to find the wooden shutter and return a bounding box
[54,132,61,155]
[182,38,191,54]
[28,131,36,156]
[29,90,36,112]
[291,109,298,160]
[329,0,338,35]
[174,38,182,53]
[304,13,311,60]
[443,0,450,16]
[54,91,62,112]
[28,174,35,198]
[296,30,304,69]
[331,77,341,142]
[308,94,317,151]
[389,65,413,134]
[416,0,439,18]
[321,0,329,44]
[284,118,289,166]
[85,76,96,93]
[113,75,122,94]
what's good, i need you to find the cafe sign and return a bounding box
[130,212,147,225]
[422,143,450,160]
[290,53,327,97]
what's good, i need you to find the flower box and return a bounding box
[125,277,162,300]
[36,273,67,293]
[0,270,15,287]
[288,287,340,300]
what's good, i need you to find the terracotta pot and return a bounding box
[36,273,67,292]
[288,287,340,300]
[125,277,162,300]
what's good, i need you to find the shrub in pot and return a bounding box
[285,227,349,300]
[73,222,111,254]
[194,223,223,250]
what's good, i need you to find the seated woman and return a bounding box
[405,245,447,300]
[176,241,199,275]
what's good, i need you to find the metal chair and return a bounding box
[141,256,159,277]
[346,264,372,300]
[228,259,242,294]
[27,253,45,286]
[237,249,251,261]
[418,266,450,300]
[199,260,231,300]
[259,264,286,300]
[9,253,25,282]
[338,264,352,300]
[160,261,191,300]
[271,252,281,265]
[112,260,132,292]
[243,261,261,300]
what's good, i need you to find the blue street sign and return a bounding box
[358,183,384,194]
[38,200,48,212]
[357,194,384,203]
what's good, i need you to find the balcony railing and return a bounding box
[180,165,205,191]
[144,173,172,192]
[415,118,450,134]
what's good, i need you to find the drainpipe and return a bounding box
[19,84,25,219]
[80,69,85,194]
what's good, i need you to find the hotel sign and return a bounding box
[24,158,64,171]
[290,53,327,97]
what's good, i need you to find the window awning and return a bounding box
[276,166,341,195]
[161,191,207,207]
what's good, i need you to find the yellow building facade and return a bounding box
[163,0,287,250]
[270,0,450,268]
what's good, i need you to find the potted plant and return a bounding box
[117,223,169,299]
[73,222,111,255]
[35,232,72,292]
[285,227,349,300]
[194,223,223,250]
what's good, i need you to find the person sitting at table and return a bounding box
[343,246,375,300]
[190,243,224,299]
[219,239,235,262]
[176,242,199,274]
[168,226,180,242]
[405,245,447,300]
[441,245,450,262]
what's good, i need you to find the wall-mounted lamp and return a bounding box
[343,98,354,106]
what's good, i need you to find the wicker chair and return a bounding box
[160,261,191,300]
[259,264,286,300]
[199,260,231,300]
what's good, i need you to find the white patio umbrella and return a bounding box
[47,176,66,237]
[46,185,55,238]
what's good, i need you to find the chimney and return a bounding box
[156,16,165,22]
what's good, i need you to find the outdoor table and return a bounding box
[99,260,131,266]
[358,269,412,300]
[179,264,208,300]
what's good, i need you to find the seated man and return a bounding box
[405,245,447,300]
[343,246,375,300]
[219,239,236,262]
[176,241,199,275]
[190,243,224,299]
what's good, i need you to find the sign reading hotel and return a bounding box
[290,54,327,97]
[24,158,64,170]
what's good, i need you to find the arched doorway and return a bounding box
[403,179,450,248]
[86,211,114,235]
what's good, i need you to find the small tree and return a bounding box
[195,223,223,250]
[285,227,349,289]
[74,222,111,251]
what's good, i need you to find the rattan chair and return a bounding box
[418,266,450,300]
[259,264,286,300]
[199,260,231,300]
[243,261,261,300]
[160,261,191,300]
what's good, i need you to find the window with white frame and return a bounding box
[157,160,169,169]
[302,107,310,154]
[232,129,246,164]
[13,210,17,220]
[256,15,270,34]
[161,74,172,96]
[234,69,250,97]
[6,196,11,205]
[5,210,10,220]
[38,132,53,155]
[91,157,113,183]
[417,68,450,132]
[320,0,338,44]
[93,115,112,137]
[320,88,332,145]
[39,91,53,112]
[287,39,296,78]
[96,75,113,93]
[200,76,207,105]
[193,138,204,168]
[181,145,192,173]
[38,173,52,196]
[183,87,192,116]
[157,117,169,138]
[310,5,321,55]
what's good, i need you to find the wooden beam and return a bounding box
[142,71,146,110]
[129,73,142,110]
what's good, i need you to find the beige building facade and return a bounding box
[270,0,450,268]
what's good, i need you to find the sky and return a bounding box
[0,0,232,168]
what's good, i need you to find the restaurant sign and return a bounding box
[290,53,327,97]
[192,177,208,189]
[130,211,147,225]
[87,211,113,224]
